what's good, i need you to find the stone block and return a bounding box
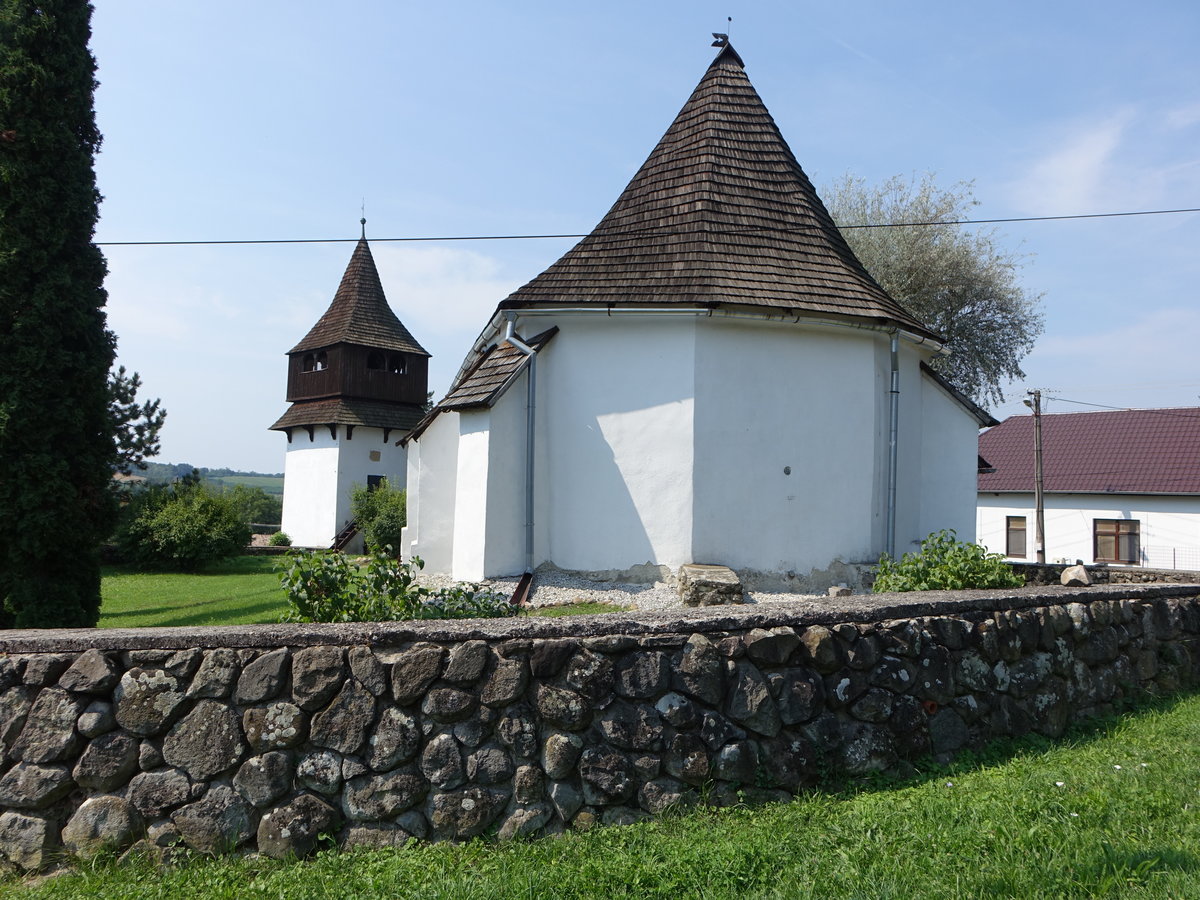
[678,564,744,606]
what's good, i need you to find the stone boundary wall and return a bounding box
[0,584,1198,870]
[1013,562,1200,586]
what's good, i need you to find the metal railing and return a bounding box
[1142,546,1200,571]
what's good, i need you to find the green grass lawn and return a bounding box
[99,557,288,628]
[98,559,618,628]
[8,693,1200,898]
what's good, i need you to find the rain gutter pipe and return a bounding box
[886,331,900,560]
[508,306,942,350]
[503,312,537,574]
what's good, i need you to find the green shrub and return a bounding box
[118,481,251,571]
[279,548,516,623]
[268,531,292,547]
[873,529,1023,593]
[351,481,406,556]
[225,484,282,528]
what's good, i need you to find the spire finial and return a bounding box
[360,198,367,239]
[711,18,731,47]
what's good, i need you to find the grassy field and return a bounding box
[204,474,284,496]
[99,557,289,628]
[7,693,1200,898]
[98,558,616,627]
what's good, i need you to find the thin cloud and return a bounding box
[1012,111,1133,215]
[1165,103,1200,130]
[372,244,521,340]
[1037,307,1200,360]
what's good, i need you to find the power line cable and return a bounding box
[94,205,1200,247]
[1046,397,1200,419]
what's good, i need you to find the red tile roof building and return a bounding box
[979,408,1200,495]
[977,408,1200,569]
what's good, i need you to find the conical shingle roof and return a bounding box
[499,43,936,339]
[291,237,429,356]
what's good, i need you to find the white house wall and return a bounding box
[977,493,1200,569]
[281,437,341,548]
[451,412,492,582]
[482,383,528,578]
[408,312,982,581]
[405,410,460,574]
[280,426,406,548]
[539,315,697,573]
[891,344,927,557]
[918,370,980,545]
[690,319,882,575]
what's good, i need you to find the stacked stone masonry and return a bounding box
[0,584,1198,869]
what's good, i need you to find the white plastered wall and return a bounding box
[280,425,406,548]
[690,318,882,574]
[404,410,460,574]
[281,433,340,548]
[482,383,528,578]
[451,412,491,582]
[917,371,981,544]
[977,493,1200,569]
[538,315,696,573]
[406,311,981,580]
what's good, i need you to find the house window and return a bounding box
[1005,516,1026,558]
[313,351,328,371]
[366,474,385,491]
[387,355,406,375]
[1094,519,1140,565]
[302,353,315,372]
[367,351,385,370]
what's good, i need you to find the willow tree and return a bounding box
[825,173,1043,407]
[0,0,115,627]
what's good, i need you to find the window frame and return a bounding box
[1093,518,1140,565]
[1005,515,1027,559]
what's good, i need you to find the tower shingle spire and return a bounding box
[499,42,936,340]
[291,236,428,356]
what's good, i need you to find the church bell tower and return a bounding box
[270,221,429,548]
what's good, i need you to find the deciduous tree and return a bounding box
[825,173,1043,407]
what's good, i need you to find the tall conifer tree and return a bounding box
[0,0,115,627]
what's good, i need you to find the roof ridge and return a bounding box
[1001,406,1200,421]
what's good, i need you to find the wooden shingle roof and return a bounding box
[498,43,936,340]
[979,408,1200,495]
[290,238,429,356]
[270,398,425,434]
[441,328,559,410]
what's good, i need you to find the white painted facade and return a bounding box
[977,493,1200,570]
[405,310,983,582]
[280,425,407,548]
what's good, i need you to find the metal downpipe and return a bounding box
[503,314,536,574]
[886,332,900,559]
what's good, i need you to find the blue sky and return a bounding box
[89,1,1200,472]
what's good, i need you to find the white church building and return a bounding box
[271,227,429,549]
[400,42,993,587]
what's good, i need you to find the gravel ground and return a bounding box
[415,569,830,612]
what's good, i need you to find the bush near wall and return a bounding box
[350,482,406,556]
[114,481,250,571]
[0,585,1196,869]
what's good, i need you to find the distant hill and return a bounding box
[139,462,285,496]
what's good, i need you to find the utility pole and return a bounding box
[1025,390,1046,563]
